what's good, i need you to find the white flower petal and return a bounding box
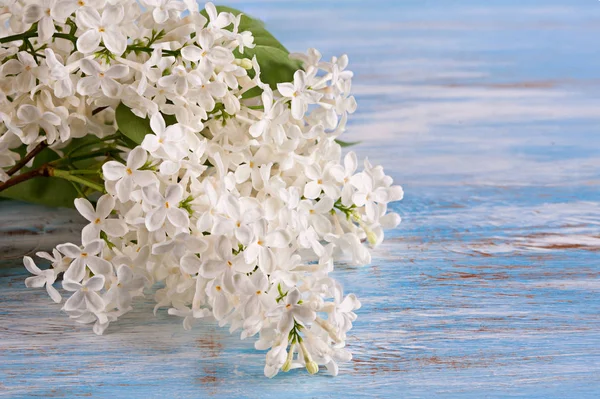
[76,7,101,29]
[101,5,124,25]
[86,256,112,276]
[57,243,81,258]
[304,181,321,200]
[167,207,189,228]
[25,275,46,288]
[76,29,102,54]
[96,195,115,220]
[180,253,202,275]
[181,45,203,62]
[81,223,100,246]
[102,161,126,181]
[105,64,129,79]
[85,291,105,312]
[146,207,167,231]
[115,176,134,203]
[102,219,127,237]
[63,290,85,311]
[128,147,148,170]
[23,256,42,275]
[74,198,97,222]
[63,258,86,282]
[102,29,127,56]
[76,76,100,96]
[100,77,121,98]
[46,284,62,303]
[212,293,229,321]
[277,82,295,97]
[165,184,183,203]
[85,275,106,291]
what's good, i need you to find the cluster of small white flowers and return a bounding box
[3,1,403,377]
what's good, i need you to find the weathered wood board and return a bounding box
[1,0,599,397]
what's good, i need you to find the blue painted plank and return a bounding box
[1,1,600,398]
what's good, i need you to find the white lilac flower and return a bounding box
[44,49,78,98]
[168,305,211,330]
[52,0,107,22]
[74,194,127,245]
[298,197,334,237]
[15,104,61,145]
[76,5,127,55]
[243,222,290,274]
[181,30,234,75]
[205,277,231,321]
[143,0,185,24]
[2,51,38,93]
[23,0,57,42]
[157,65,197,96]
[35,249,69,273]
[141,113,186,160]
[105,264,145,310]
[303,162,343,200]
[203,2,232,33]
[62,275,106,313]
[269,288,316,334]
[117,48,163,96]
[57,240,112,282]
[290,47,322,75]
[200,235,253,292]
[6,2,405,378]
[102,147,156,203]
[142,184,190,231]
[277,70,323,120]
[350,171,390,222]
[23,256,62,303]
[249,87,287,141]
[77,58,129,98]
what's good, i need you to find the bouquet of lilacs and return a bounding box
[0,1,403,377]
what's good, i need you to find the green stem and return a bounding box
[51,169,105,193]
[25,39,39,62]
[68,179,88,199]
[127,45,179,57]
[0,143,114,194]
[6,141,48,176]
[2,28,180,60]
[67,169,101,175]
[66,134,120,157]
[51,148,119,166]
[0,31,36,44]
[54,32,77,44]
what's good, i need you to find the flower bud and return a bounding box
[281,343,295,372]
[306,361,319,375]
[366,228,378,245]
[233,58,253,70]
[299,341,319,374]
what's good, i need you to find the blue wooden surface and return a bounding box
[2,0,600,397]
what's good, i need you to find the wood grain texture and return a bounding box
[1,0,600,397]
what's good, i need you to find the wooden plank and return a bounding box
[1,0,600,397]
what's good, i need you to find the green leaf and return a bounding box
[0,136,110,208]
[202,5,302,89]
[116,103,177,144]
[0,147,78,208]
[335,139,362,148]
[241,86,263,99]
[115,102,152,145]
